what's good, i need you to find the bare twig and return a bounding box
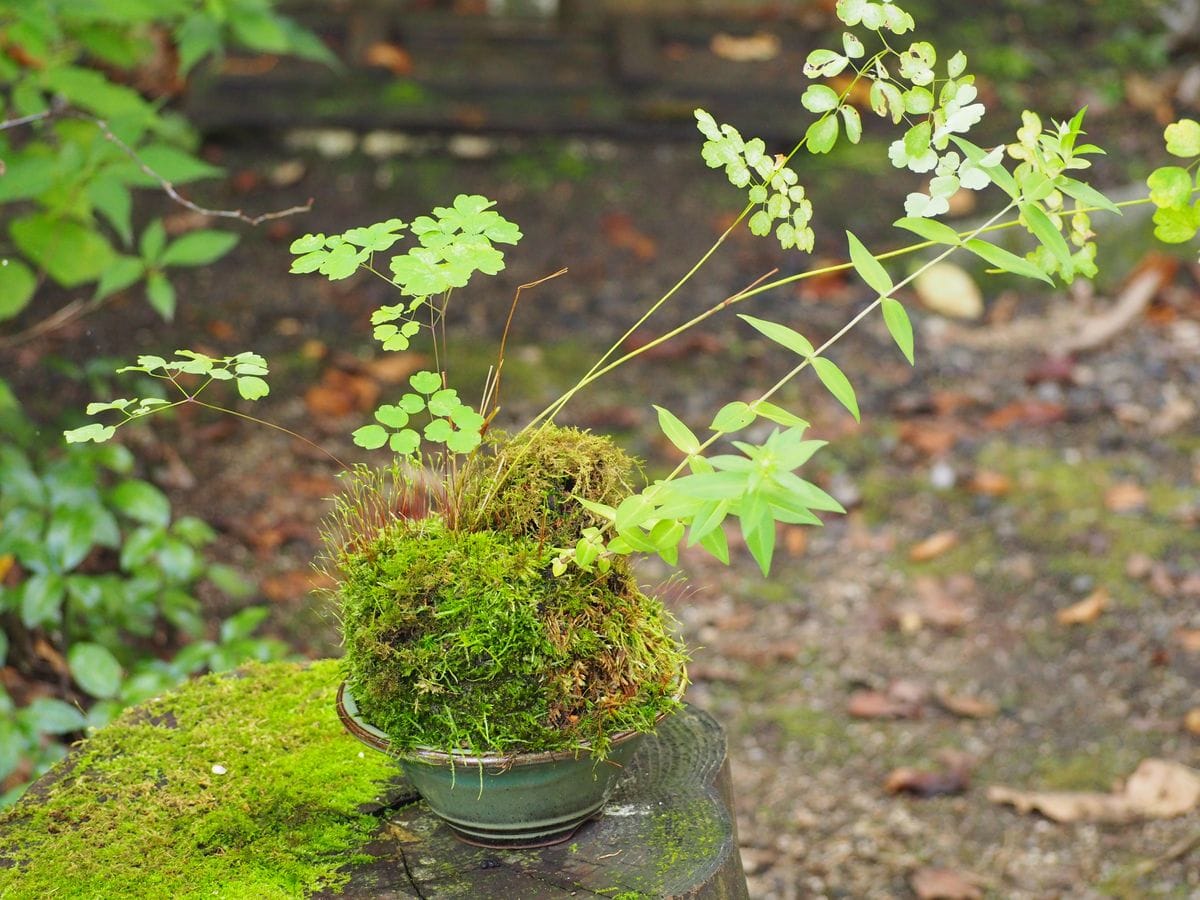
[485,267,568,420]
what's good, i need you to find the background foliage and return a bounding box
[0,0,328,805]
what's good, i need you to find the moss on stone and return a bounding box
[338,516,686,758]
[0,661,395,898]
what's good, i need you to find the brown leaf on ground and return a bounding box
[305,368,380,419]
[1184,708,1200,735]
[1175,629,1200,653]
[709,31,781,62]
[1125,552,1154,579]
[885,766,970,797]
[1056,588,1109,625]
[982,400,1067,429]
[364,42,413,75]
[911,867,983,900]
[967,470,1011,497]
[363,353,428,384]
[898,420,960,456]
[914,262,984,320]
[600,212,657,261]
[988,758,1200,822]
[782,525,808,557]
[894,577,973,633]
[1104,481,1148,512]
[260,570,335,603]
[848,679,928,719]
[909,531,959,562]
[936,689,998,719]
[1024,355,1076,386]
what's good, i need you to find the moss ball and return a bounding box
[338,517,685,757]
[460,426,638,547]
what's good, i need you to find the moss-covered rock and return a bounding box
[338,517,686,758]
[0,661,394,898]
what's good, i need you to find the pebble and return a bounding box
[929,461,957,490]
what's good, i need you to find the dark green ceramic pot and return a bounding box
[336,682,652,848]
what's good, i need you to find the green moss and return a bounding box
[0,661,396,898]
[460,425,639,547]
[338,517,686,758]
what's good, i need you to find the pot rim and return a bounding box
[336,672,687,767]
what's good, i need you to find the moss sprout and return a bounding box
[458,425,639,547]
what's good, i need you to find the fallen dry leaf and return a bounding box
[914,262,984,320]
[894,577,973,633]
[936,689,998,719]
[260,570,335,603]
[363,352,427,384]
[1024,355,1076,386]
[1056,588,1109,626]
[782,525,808,557]
[909,531,959,563]
[1175,629,1200,653]
[982,400,1067,429]
[364,42,413,75]
[988,758,1200,822]
[911,867,983,900]
[1104,481,1148,513]
[848,679,928,719]
[885,766,970,797]
[898,420,959,456]
[709,31,781,62]
[600,212,657,261]
[967,469,1012,497]
[1125,552,1155,579]
[305,368,380,419]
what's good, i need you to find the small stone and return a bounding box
[211,764,227,775]
[929,461,957,490]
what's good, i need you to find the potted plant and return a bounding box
[65,0,1196,848]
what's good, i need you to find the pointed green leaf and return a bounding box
[737,314,815,357]
[739,493,776,576]
[755,401,808,429]
[893,216,961,245]
[654,406,700,455]
[711,401,756,433]
[1057,178,1121,214]
[963,239,1053,284]
[812,356,860,421]
[846,231,893,296]
[880,297,914,365]
[1020,203,1072,269]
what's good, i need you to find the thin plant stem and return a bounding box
[192,400,346,468]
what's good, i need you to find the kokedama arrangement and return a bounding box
[65,0,1199,847]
